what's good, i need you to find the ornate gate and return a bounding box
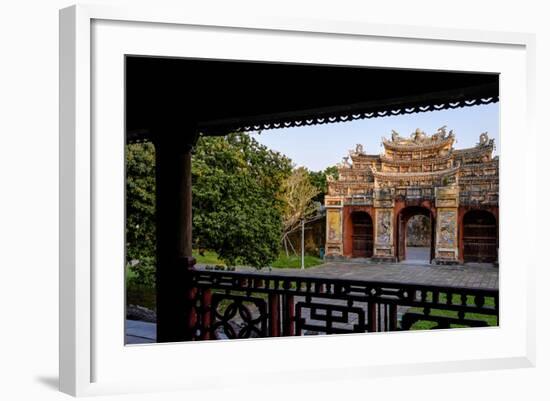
[396,206,433,262]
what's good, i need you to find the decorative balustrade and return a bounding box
[185,269,498,340]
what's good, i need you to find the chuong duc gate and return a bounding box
[325,127,498,264]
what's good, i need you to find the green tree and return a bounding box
[192,133,292,268]
[280,167,320,255]
[126,142,156,261]
[308,165,339,203]
[126,133,294,271]
[126,142,156,286]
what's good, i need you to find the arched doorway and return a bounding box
[463,210,498,263]
[397,206,434,263]
[351,211,373,258]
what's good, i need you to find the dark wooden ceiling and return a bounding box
[126,56,498,143]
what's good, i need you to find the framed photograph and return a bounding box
[59,4,536,396]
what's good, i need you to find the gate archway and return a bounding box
[396,206,435,263]
[463,210,498,262]
[351,211,373,258]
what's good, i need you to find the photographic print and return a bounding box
[124,57,499,344]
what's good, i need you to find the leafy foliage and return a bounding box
[125,142,157,286]
[126,257,156,287]
[192,133,292,268]
[280,167,320,237]
[125,134,336,274]
[308,165,339,203]
[270,254,323,269]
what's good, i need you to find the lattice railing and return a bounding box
[186,269,498,340]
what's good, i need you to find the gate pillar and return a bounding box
[434,186,460,264]
[324,196,344,258]
[372,188,397,262]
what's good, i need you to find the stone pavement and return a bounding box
[285,261,499,289]
[403,247,431,265]
[232,257,499,290]
[126,319,156,344]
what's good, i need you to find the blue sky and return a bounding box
[249,103,499,171]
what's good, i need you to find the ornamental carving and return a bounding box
[479,132,489,145]
[327,209,342,242]
[384,127,455,148]
[327,128,498,207]
[376,210,392,245]
[437,210,457,249]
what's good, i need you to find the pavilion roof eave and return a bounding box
[195,84,498,137]
[127,84,498,143]
[125,56,500,143]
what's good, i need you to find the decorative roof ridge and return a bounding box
[370,165,460,179]
[381,126,455,151]
[350,153,382,160]
[383,136,454,151]
[452,145,493,154]
[380,153,452,165]
[452,132,496,154]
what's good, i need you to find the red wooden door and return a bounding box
[351,212,373,258]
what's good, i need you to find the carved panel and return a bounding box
[438,210,457,247]
[375,209,393,246]
[435,185,459,208]
[327,209,342,242]
[374,208,395,259]
[435,209,458,261]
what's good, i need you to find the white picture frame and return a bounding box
[59,4,536,397]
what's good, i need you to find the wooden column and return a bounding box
[269,294,281,337]
[200,290,213,340]
[368,302,377,332]
[283,295,295,336]
[388,304,398,331]
[154,131,197,343]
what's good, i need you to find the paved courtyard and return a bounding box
[234,251,499,290]
[277,261,499,290]
[126,319,156,345]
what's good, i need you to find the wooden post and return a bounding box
[201,290,212,340]
[282,295,295,336]
[389,304,398,331]
[269,294,280,337]
[154,131,197,343]
[368,302,377,332]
